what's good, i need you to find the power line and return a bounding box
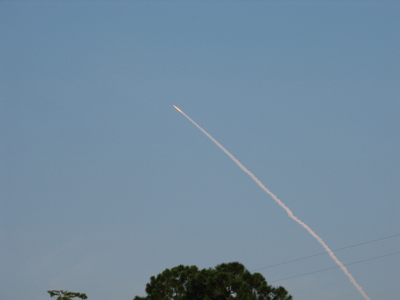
[270,251,400,283]
[252,233,400,272]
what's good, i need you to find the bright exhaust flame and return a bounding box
[173,105,183,113]
[173,105,371,300]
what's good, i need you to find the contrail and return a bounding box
[173,105,370,300]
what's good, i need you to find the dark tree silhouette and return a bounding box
[47,290,88,300]
[134,262,292,300]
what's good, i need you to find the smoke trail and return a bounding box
[173,105,370,300]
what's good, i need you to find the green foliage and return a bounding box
[47,290,88,300]
[134,262,292,300]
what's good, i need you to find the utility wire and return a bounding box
[252,233,400,272]
[270,251,400,283]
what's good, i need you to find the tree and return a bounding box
[47,290,88,300]
[134,262,292,300]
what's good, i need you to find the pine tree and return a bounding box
[47,290,88,300]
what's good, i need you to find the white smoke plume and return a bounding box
[173,105,370,300]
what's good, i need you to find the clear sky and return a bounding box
[1,1,399,300]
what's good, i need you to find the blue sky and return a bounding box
[1,1,399,300]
